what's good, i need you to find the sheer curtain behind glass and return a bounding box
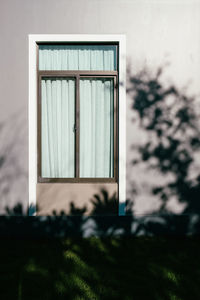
[80,78,114,177]
[39,45,117,71]
[41,78,75,177]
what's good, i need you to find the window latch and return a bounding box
[73,124,77,132]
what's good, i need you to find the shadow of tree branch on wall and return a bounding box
[0,111,28,214]
[127,66,200,234]
[1,187,146,238]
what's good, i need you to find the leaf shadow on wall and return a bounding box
[127,66,200,234]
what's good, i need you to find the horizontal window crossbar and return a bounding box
[38,70,118,76]
[38,177,117,183]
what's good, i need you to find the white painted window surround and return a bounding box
[28,34,126,216]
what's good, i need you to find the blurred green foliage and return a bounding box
[0,237,200,300]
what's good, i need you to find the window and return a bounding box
[29,35,126,216]
[37,44,118,182]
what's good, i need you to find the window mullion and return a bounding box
[75,75,80,178]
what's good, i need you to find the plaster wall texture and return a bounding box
[0,0,200,215]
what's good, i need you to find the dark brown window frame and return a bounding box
[37,43,119,183]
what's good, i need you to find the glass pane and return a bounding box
[39,45,117,71]
[80,78,114,178]
[41,77,75,178]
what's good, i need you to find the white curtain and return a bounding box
[41,78,75,177]
[39,45,117,71]
[80,78,114,177]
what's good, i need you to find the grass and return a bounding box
[0,237,200,299]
